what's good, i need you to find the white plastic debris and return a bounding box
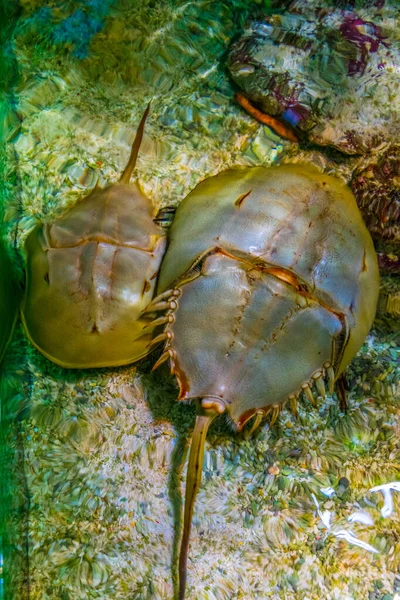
[370,481,400,518]
[333,529,379,553]
[320,486,336,498]
[347,511,375,526]
[312,494,332,529]
[320,509,332,529]
[312,494,379,554]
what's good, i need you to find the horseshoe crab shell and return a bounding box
[157,164,379,389]
[21,107,167,369]
[150,163,379,598]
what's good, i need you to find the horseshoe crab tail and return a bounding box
[119,103,151,184]
[178,409,217,600]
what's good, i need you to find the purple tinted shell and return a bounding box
[227,0,400,154]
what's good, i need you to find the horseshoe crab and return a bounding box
[21,106,167,368]
[227,1,400,154]
[146,163,379,598]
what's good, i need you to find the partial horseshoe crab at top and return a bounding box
[227,0,400,155]
[145,163,380,598]
[21,105,167,368]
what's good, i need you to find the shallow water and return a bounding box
[1,1,399,599]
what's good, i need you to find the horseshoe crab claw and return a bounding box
[147,164,379,598]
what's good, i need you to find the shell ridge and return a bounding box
[83,241,102,332]
[256,203,300,263]
[259,302,302,353]
[163,257,343,424]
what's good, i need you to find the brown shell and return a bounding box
[157,164,379,417]
[151,163,380,600]
[21,109,167,368]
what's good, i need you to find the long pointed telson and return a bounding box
[119,102,150,184]
[178,404,219,600]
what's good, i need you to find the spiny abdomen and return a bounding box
[154,251,343,427]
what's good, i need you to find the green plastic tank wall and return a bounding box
[1,1,399,599]
[0,2,27,598]
[0,239,24,598]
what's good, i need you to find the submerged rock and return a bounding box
[227,0,400,154]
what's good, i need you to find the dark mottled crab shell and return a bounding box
[227,2,400,154]
[21,108,167,369]
[149,163,379,598]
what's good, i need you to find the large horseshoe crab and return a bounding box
[146,163,380,598]
[21,106,167,368]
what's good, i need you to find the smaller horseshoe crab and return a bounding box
[146,164,379,598]
[21,106,167,368]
